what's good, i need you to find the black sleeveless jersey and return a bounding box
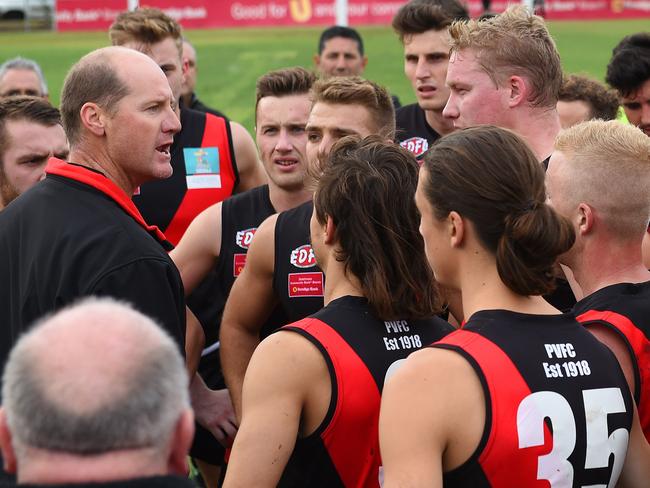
[436,310,633,487]
[279,296,454,487]
[574,281,650,441]
[187,185,282,351]
[273,201,324,323]
[133,107,237,246]
[395,103,441,159]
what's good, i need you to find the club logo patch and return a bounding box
[235,228,257,250]
[233,253,247,277]
[290,244,316,268]
[400,137,429,157]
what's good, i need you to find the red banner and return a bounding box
[56,0,650,31]
[56,0,127,31]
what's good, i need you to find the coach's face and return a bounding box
[104,54,181,190]
[305,102,375,169]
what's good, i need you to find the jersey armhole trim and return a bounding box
[431,342,492,477]
[282,325,338,441]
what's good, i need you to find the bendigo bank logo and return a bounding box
[236,228,257,250]
[290,244,316,268]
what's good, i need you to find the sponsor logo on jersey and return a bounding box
[290,244,316,268]
[235,228,257,250]
[400,137,429,157]
[288,272,324,297]
[233,253,247,277]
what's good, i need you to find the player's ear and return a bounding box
[313,54,321,69]
[507,75,528,108]
[449,210,465,248]
[324,215,337,245]
[577,203,594,236]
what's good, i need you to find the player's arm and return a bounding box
[222,330,323,488]
[220,214,279,419]
[230,121,266,192]
[617,405,650,488]
[379,348,483,488]
[170,202,222,295]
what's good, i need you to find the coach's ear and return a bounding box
[79,102,106,137]
[0,408,17,474]
[168,409,194,475]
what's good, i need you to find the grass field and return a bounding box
[0,19,647,132]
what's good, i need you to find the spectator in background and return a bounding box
[180,38,226,118]
[0,298,195,486]
[0,96,68,210]
[557,74,620,128]
[0,57,48,99]
[606,33,650,136]
[314,25,401,108]
[392,0,469,158]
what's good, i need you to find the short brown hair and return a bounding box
[422,125,575,296]
[60,49,129,146]
[109,8,183,58]
[392,0,469,43]
[559,74,620,121]
[449,5,562,108]
[554,120,650,237]
[310,76,395,140]
[255,67,316,122]
[0,96,61,166]
[314,136,441,319]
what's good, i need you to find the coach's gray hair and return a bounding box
[1,297,189,456]
[0,57,48,96]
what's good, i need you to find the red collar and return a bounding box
[45,158,171,248]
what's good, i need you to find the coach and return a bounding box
[0,46,190,391]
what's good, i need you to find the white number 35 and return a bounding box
[517,387,629,488]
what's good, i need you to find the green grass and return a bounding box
[0,19,647,132]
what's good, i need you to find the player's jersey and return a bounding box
[395,103,441,159]
[188,185,278,352]
[133,107,237,246]
[436,310,633,487]
[574,281,650,441]
[273,201,324,322]
[279,296,454,487]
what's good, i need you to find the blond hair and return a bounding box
[311,76,395,139]
[109,8,183,59]
[554,120,650,237]
[449,5,561,108]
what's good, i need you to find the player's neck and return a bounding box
[321,257,364,306]
[458,252,558,319]
[512,108,561,162]
[571,241,650,297]
[268,184,312,213]
[425,108,455,137]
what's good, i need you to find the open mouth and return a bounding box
[275,159,298,167]
[156,143,171,156]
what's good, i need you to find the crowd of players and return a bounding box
[0,1,649,487]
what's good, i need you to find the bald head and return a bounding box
[60,46,165,146]
[548,120,650,239]
[1,297,188,458]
